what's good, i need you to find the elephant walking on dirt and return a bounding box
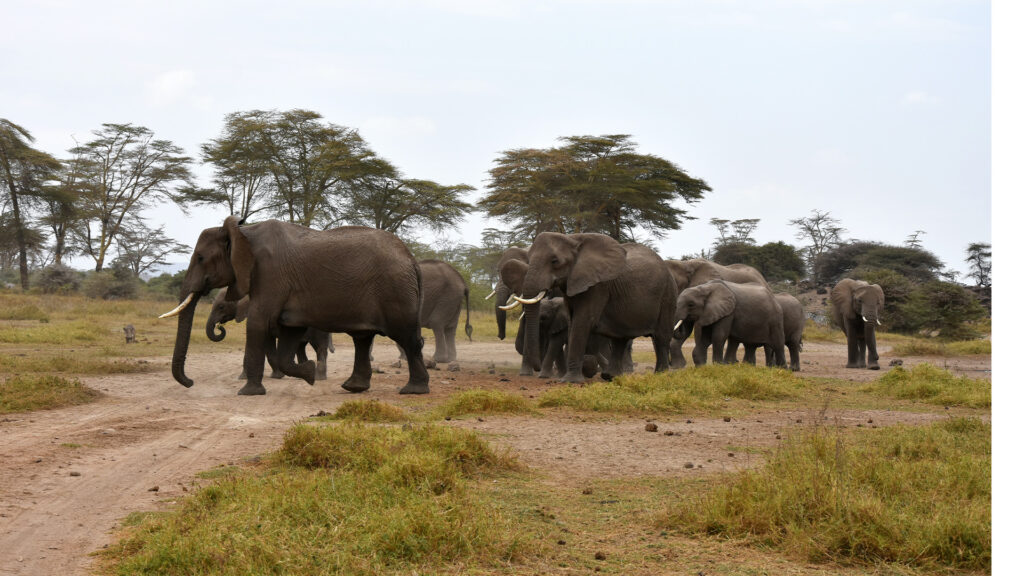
[514,232,676,383]
[738,292,804,371]
[161,217,429,395]
[416,259,472,363]
[206,289,335,381]
[830,278,884,370]
[665,259,769,368]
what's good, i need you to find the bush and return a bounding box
[83,265,140,300]
[903,281,987,340]
[34,264,82,294]
[815,242,942,286]
[713,241,804,283]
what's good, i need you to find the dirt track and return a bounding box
[0,338,990,575]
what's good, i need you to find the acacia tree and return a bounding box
[789,210,845,285]
[113,220,191,277]
[964,242,991,288]
[0,119,61,289]
[480,135,710,243]
[69,123,194,271]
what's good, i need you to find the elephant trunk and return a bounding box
[495,283,512,340]
[206,313,226,342]
[675,319,695,343]
[523,301,542,371]
[171,295,200,388]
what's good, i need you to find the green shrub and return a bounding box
[665,418,990,571]
[83,266,140,300]
[434,389,534,419]
[34,264,82,294]
[863,363,990,408]
[332,399,408,422]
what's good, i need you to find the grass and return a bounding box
[332,399,409,422]
[101,421,528,575]
[432,389,535,419]
[862,363,990,408]
[0,353,158,375]
[0,374,102,414]
[663,417,990,572]
[890,338,991,356]
[538,363,809,415]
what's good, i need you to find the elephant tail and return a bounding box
[464,285,473,342]
[328,333,335,354]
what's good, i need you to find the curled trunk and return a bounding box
[206,314,226,342]
[171,296,200,388]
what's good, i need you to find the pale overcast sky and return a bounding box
[2,0,992,275]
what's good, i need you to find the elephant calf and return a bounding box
[739,292,804,371]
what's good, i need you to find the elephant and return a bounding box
[160,216,429,395]
[394,259,472,364]
[490,246,530,342]
[206,289,335,381]
[738,292,804,371]
[665,258,769,368]
[515,232,676,382]
[830,278,884,370]
[674,280,786,367]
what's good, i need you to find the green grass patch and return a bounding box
[802,321,845,344]
[663,418,990,571]
[332,399,409,422]
[538,364,808,415]
[0,374,102,413]
[890,338,991,356]
[0,353,158,375]
[432,389,535,420]
[103,422,527,575]
[0,319,103,344]
[0,303,50,321]
[862,363,990,408]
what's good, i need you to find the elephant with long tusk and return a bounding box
[831,278,886,370]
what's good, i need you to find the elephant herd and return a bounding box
[160,218,884,395]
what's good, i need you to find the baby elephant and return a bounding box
[123,324,136,344]
[739,293,804,371]
[674,280,786,367]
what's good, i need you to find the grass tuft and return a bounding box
[890,338,991,356]
[104,422,525,575]
[0,374,102,414]
[332,399,408,422]
[0,303,50,321]
[538,364,807,415]
[433,389,534,419]
[664,418,990,571]
[862,363,990,408]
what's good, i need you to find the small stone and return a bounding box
[776,435,782,440]
[796,418,803,423]
[148,486,159,492]
[557,539,566,545]
[686,419,692,424]
[248,432,255,438]
[69,471,81,477]
[594,551,606,561]
[723,417,732,422]
[867,418,874,424]
[663,430,674,436]
[727,452,735,457]
[644,423,658,432]
[684,462,694,469]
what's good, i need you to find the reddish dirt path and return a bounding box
[0,338,989,575]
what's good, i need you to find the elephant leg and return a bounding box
[275,326,316,385]
[843,319,861,368]
[395,329,430,395]
[563,311,600,383]
[622,339,635,373]
[742,345,758,365]
[430,327,447,363]
[724,339,741,364]
[445,325,458,362]
[601,338,630,380]
[267,340,285,379]
[312,337,329,381]
[857,338,868,369]
[710,324,730,364]
[239,324,271,395]
[692,326,710,366]
[651,332,671,373]
[342,333,375,393]
[515,322,533,376]
[866,333,880,370]
[554,336,568,377]
[538,334,562,378]
[788,342,800,372]
[669,336,687,369]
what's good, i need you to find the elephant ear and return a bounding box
[699,282,737,325]
[500,259,528,295]
[567,233,627,297]
[830,278,857,318]
[224,216,253,301]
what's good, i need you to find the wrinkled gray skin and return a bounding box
[739,292,804,371]
[519,232,676,383]
[166,217,428,396]
[416,259,472,363]
[674,280,786,367]
[830,278,884,370]
[666,259,769,368]
[206,290,334,380]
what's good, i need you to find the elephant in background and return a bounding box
[739,292,804,371]
[413,259,473,363]
[161,217,429,395]
[206,289,334,380]
[674,280,786,367]
[516,232,676,382]
[830,278,884,370]
[491,247,530,342]
[666,258,769,368]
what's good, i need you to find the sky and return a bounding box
[2,0,992,276]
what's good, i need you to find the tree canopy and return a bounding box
[479,134,710,243]
[814,241,943,287]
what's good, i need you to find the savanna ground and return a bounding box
[0,293,991,575]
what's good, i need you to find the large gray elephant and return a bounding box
[206,290,335,380]
[515,232,676,382]
[674,280,786,367]
[417,259,472,363]
[830,278,884,370]
[160,217,429,395]
[738,292,804,371]
[666,259,769,368]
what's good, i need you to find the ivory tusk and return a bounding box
[519,311,525,321]
[862,315,868,323]
[514,290,546,305]
[498,299,521,311]
[876,319,882,326]
[484,289,496,300]
[159,293,195,319]
[674,320,683,331]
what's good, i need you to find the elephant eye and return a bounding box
[551,256,560,266]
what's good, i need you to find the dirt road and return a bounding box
[0,338,989,575]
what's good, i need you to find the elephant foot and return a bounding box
[270,370,285,379]
[341,377,371,393]
[581,356,599,378]
[237,370,247,380]
[868,364,880,370]
[791,364,801,372]
[399,381,430,395]
[316,365,328,381]
[519,367,535,377]
[560,372,585,384]
[237,382,267,396]
[846,363,865,369]
[296,361,316,385]
[600,371,614,382]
